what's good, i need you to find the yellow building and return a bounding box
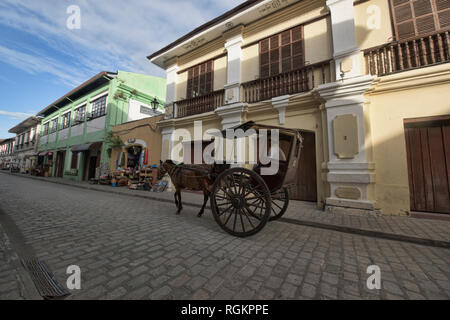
[148,0,450,217]
[110,115,163,171]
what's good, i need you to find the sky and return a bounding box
[0,0,244,138]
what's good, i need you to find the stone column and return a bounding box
[316,0,377,213]
[327,0,361,80]
[165,62,178,119]
[216,26,248,130]
[317,76,376,213]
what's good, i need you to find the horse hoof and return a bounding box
[197,213,203,218]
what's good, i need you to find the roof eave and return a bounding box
[37,71,116,117]
[147,0,266,67]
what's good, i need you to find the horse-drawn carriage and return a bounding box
[160,121,303,237]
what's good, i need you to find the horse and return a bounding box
[159,160,229,217]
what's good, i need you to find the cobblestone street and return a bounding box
[0,173,449,300]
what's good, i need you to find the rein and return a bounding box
[167,164,211,180]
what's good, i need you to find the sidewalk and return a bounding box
[2,171,450,248]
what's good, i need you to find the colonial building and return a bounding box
[0,138,15,169]
[8,116,40,173]
[148,0,450,217]
[36,70,166,181]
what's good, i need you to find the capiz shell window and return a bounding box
[51,118,58,133]
[90,95,107,119]
[74,105,86,124]
[62,112,71,129]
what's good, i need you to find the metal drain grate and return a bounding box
[21,259,70,300]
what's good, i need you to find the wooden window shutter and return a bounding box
[186,60,214,99]
[260,38,270,78]
[205,60,213,93]
[281,30,292,72]
[291,26,304,71]
[269,35,280,75]
[414,0,436,34]
[436,0,450,28]
[391,0,450,40]
[439,10,450,28]
[259,25,304,78]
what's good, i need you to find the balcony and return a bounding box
[175,89,225,118]
[364,30,450,77]
[241,60,332,104]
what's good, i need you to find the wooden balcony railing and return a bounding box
[241,60,332,104]
[364,30,450,77]
[175,89,225,118]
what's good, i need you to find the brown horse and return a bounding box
[159,160,229,217]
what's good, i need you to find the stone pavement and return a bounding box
[0,222,40,300]
[3,172,450,246]
[0,172,450,300]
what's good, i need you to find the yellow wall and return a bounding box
[304,18,333,65]
[242,44,259,83]
[368,64,450,215]
[214,56,227,91]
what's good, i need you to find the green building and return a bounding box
[36,70,166,181]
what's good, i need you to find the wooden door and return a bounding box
[88,156,97,180]
[404,118,450,214]
[291,131,317,202]
[55,151,66,178]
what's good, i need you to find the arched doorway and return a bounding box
[126,145,143,169]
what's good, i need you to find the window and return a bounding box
[260,25,304,78]
[62,112,71,129]
[71,152,78,169]
[186,60,213,99]
[51,118,58,133]
[74,105,86,124]
[43,122,49,135]
[90,95,107,118]
[391,0,450,40]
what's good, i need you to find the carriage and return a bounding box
[162,121,303,237]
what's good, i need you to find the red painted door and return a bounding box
[405,119,450,214]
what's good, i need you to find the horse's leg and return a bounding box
[174,191,179,209]
[176,190,182,215]
[197,192,209,218]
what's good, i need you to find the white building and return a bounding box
[8,117,41,173]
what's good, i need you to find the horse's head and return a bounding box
[158,159,175,180]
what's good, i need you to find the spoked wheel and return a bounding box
[269,187,289,221]
[210,167,272,237]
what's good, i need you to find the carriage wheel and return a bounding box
[269,187,289,221]
[210,167,272,237]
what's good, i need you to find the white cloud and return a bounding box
[0,110,34,120]
[0,0,245,85]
